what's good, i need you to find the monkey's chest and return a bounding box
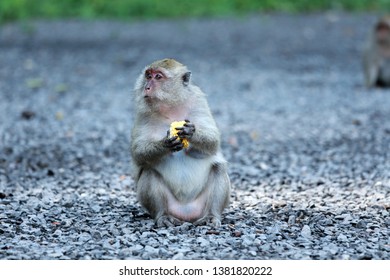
[154,151,212,201]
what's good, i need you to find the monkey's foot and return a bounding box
[194,216,221,227]
[155,215,183,227]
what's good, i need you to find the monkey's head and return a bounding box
[134,58,192,109]
[375,17,390,47]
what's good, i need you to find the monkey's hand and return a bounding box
[176,119,196,140]
[163,134,184,152]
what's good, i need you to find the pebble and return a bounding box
[288,215,296,225]
[300,225,312,239]
[327,243,339,255]
[172,252,185,260]
[337,234,349,242]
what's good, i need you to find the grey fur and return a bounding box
[130,59,231,227]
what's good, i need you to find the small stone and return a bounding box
[53,229,62,237]
[91,205,101,212]
[259,162,269,170]
[259,234,267,240]
[300,225,312,239]
[144,245,158,255]
[288,215,296,225]
[78,233,92,243]
[272,200,287,209]
[196,237,209,247]
[242,234,256,246]
[172,252,185,260]
[129,244,143,253]
[337,233,348,242]
[327,243,339,255]
[249,250,257,257]
[92,231,102,240]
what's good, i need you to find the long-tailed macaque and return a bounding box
[363,16,390,87]
[131,58,231,227]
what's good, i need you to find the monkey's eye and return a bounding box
[155,73,163,80]
[145,72,153,80]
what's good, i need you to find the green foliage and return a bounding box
[1,0,390,22]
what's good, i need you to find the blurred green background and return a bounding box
[1,0,389,23]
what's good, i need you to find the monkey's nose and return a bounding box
[144,87,151,97]
[145,85,153,94]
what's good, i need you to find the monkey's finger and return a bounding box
[156,216,178,227]
[172,144,183,151]
[167,138,184,151]
[183,126,195,131]
[163,136,179,149]
[184,123,195,131]
[183,124,195,133]
[178,125,194,132]
[173,139,184,147]
[167,136,179,142]
[163,216,182,227]
[177,131,190,138]
[183,122,194,127]
[172,137,183,144]
[162,220,173,227]
[176,127,192,134]
[178,128,195,138]
[171,145,183,152]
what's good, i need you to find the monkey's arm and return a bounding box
[185,106,220,156]
[189,124,220,156]
[131,125,183,167]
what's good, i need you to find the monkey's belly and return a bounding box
[165,189,208,222]
[154,150,213,202]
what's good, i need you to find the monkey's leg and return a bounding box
[137,169,182,227]
[195,164,231,227]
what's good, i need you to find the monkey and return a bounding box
[363,16,390,88]
[130,58,231,227]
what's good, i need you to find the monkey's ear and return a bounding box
[182,72,191,86]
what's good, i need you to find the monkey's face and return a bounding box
[140,66,190,106]
[134,59,192,111]
[376,20,390,47]
[143,68,166,100]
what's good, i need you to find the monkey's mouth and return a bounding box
[144,95,155,104]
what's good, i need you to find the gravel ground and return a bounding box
[0,13,389,260]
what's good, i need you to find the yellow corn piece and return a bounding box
[170,121,189,148]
